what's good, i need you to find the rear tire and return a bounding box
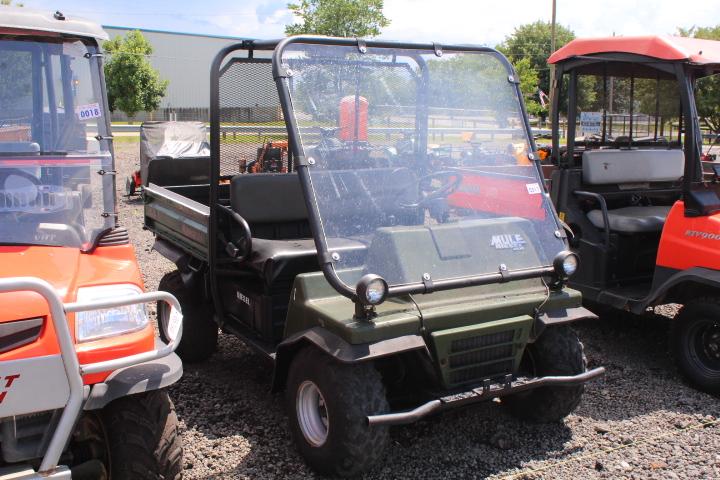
[504,325,587,423]
[158,270,217,363]
[672,299,720,394]
[285,347,389,477]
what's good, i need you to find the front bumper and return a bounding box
[0,277,183,479]
[0,465,70,480]
[367,367,605,426]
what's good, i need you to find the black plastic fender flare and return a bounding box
[271,327,428,393]
[631,266,720,314]
[83,352,183,410]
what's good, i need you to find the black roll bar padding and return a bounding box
[566,69,578,165]
[551,64,563,167]
[573,190,611,247]
[215,203,252,263]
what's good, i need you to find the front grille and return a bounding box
[446,329,519,386]
[0,317,43,354]
[451,330,515,353]
[449,359,515,385]
[449,344,514,368]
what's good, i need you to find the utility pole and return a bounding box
[548,0,557,128]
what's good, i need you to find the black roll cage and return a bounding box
[209,35,563,307]
[550,52,715,215]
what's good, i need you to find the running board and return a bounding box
[367,367,606,426]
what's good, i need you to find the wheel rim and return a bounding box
[690,319,720,373]
[296,380,329,447]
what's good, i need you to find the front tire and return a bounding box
[504,325,587,423]
[672,299,720,394]
[158,270,217,363]
[72,390,183,479]
[285,347,389,477]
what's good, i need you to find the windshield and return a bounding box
[0,37,114,248]
[282,43,565,289]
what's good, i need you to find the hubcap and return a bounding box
[692,320,720,371]
[296,380,329,447]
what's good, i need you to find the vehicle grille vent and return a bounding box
[447,329,518,386]
[449,344,514,368]
[98,227,129,246]
[451,330,515,353]
[0,317,43,354]
[449,360,515,385]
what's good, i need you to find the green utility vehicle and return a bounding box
[143,36,605,476]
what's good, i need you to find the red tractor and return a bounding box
[546,35,720,393]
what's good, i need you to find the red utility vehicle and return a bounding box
[0,9,184,479]
[546,35,720,393]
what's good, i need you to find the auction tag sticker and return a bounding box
[526,182,542,194]
[167,306,183,341]
[75,103,102,121]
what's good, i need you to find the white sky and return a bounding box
[20,0,720,45]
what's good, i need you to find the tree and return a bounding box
[514,57,543,117]
[103,31,168,119]
[678,25,720,133]
[497,21,575,97]
[285,0,390,37]
[0,0,24,6]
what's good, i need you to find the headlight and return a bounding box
[75,284,148,343]
[356,274,388,306]
[554,251,579,279]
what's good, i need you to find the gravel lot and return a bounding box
[114,141,719,480]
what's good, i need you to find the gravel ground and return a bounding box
[113,141,719,480]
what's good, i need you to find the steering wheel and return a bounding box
[399,170,463,209]
[0,168,41,208]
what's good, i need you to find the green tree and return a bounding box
[497,20,575,96]
[0,0,25,6]
[678,25,720,133]
[514,57,543,116]
[285,0,390,37]
[103,31,168,119]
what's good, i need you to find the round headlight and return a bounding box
[356,274,388,306]
[554,251,579,279]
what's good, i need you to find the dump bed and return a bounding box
[143,183,213,261]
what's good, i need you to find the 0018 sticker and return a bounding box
[525,182,542,194]
[75,103,102,121]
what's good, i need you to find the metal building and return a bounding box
[103,26,249,122]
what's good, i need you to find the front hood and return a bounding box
[0,246,81,321]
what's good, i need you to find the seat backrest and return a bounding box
[582,149,684,185]
[230,173,309,239]
[146,157,210,186]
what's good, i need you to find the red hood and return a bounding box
[0,246,81,321]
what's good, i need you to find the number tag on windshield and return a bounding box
[166,306,183,342]
[75,103,102,121]
[525,183,542,195]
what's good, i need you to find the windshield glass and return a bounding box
[282,43,565,289]
[0,37,114,248]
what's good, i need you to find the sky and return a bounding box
[13,0,720,45]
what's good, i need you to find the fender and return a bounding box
[271,327,428,393]
[630,266,720,314]
[83,352,183,410]
[529,306,598,342]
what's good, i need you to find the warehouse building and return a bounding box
[103,26,254,122]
